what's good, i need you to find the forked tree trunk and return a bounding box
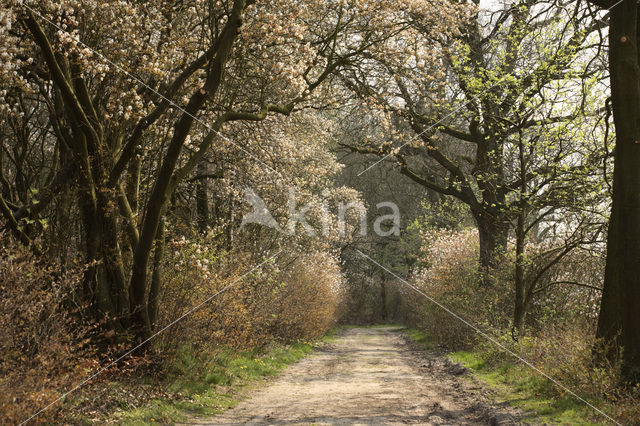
[78,188,129,331]
[128,1,245,339]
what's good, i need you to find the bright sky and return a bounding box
[480,0,503,11]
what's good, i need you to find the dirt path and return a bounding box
[192,326,521,425]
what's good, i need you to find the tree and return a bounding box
[509,106,609,336]
[0,0,350,338]
[1,0,458,340]
[337,0,605,284]
[333,108,432,323]
[586,0,640,382]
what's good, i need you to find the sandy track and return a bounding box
[191,326,521,425]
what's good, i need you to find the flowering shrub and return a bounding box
[520,241,604,328]
[155,233,345,351]
[399,227,606,346]
[396,228,511,349]
[0,226,347,422]
[267,250,346,341]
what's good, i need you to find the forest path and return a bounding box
[190,326,521,425]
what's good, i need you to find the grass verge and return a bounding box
[404,328,600,425]
[111,342,313,424]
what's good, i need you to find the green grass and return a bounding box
[322,325,345,343]
[448,350,600,425]
[404,328,599,425]
[403,328,434,348]
[113,342,313,424]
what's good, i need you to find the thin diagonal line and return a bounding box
[355,249,621,425]
[607,0,625,12]
[19,250,282,425]
[20,3,277,175]
[358,0,623,177]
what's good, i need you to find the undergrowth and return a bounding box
[394,228,640,425]
[405,328,633,425]
[448,349,600,425]
[1,234,344,423]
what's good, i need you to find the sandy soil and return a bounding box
[190,326,522,425]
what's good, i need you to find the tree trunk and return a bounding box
[380,280,387,322]
[127,2,245,339]
[513,209,526,338]
[473,209,508,286]
[148,217,165,328]
[78,189,101,306]
[99,205,129,321]
[195,162,209,232]
[126,147,142,214]
[597,0,640,382]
